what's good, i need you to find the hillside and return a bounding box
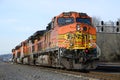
[0,54,12,62]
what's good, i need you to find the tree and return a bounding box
[92,16,101,27]
[106,20,114,26]
[117,18,120,22]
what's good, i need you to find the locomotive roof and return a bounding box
[15,44,21,50]
[33,30,46,37]
[57,11,90,18]
[28,30,46,41]
[28,35,34,41]
[12,49,15,52]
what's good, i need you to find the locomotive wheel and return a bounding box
[51,52,58,67]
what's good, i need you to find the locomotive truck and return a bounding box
[12,12,101,70]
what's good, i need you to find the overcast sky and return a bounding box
[0,0,120,55]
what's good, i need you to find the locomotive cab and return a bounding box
[56,12,96,50]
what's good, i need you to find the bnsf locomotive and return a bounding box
[12,12,101,70]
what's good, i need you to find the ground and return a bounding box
[0,61,93,80]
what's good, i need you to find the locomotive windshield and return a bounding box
[58,17,74,25]
[76,18,91,25]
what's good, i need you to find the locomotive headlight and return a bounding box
[76,24,80,31]
[70,43,74,46]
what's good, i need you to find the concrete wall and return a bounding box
[97,32,120,62]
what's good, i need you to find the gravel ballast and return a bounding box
[0,62,96,80]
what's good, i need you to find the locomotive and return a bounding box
[12,12,101,70]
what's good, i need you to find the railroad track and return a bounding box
[16,63,120,80]
[44,67,120,80]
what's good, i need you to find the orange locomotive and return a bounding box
[12,12,100,70]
